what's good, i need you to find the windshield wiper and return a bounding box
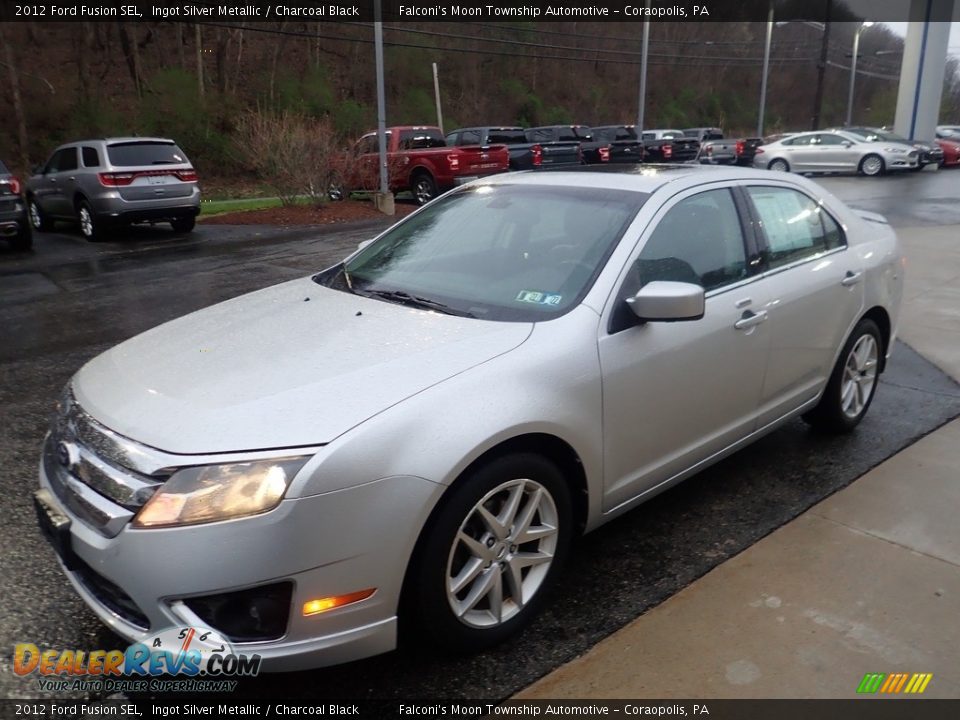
[356,288,475,318]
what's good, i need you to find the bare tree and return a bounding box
[116,22,143,98]
[195,24,204,99]
[0,25,30,171]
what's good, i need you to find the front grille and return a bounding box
[46,391,166,536]
[73,556,150,630]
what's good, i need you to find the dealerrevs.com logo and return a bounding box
[14,626,261,693]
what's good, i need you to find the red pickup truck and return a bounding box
[333,126,509,205]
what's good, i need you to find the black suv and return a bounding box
[0,160,31,250]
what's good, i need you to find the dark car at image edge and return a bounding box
[0,160,31,250]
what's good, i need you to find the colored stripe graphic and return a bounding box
[857,673,885,693]
[905,673,933,694]
[857,672,933,694]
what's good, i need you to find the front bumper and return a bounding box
[38,454,442,671]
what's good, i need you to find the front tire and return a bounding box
[803,318,882,433]
[859,154,885,177]
[406,453,572,652]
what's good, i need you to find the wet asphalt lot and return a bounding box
[1,170,960,706]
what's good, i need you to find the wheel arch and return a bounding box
[861,305,892,372]
[73,191,91,212]
[400,433,589,616]
[397,431,588,635]
[408,165,435,185]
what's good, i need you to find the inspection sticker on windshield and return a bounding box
[516,290,562,306]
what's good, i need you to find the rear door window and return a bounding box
[459,130,482,146]
[746,186,846,269]
[487,129,526,144]
[107,142,188,167]
[398,129,446,149]
[81,146,100,167]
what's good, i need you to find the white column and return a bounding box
[893,0,955,140]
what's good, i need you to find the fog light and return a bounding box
[303,589,375,616]
[183,582,292,642]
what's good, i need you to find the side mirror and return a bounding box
[842,141,853,148]
[357,239,375,251]
[627,281,705,322]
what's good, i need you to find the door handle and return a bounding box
[841,271,863,287]
[734,309,768,330]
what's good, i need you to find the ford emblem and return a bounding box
[57,442,75,469]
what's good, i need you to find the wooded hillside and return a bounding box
[2,20,958,180]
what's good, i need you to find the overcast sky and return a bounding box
[882,22,960,57]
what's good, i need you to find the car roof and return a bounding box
[476,164,793,195]
[62,137,178,145]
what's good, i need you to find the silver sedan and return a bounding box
[754,130,918,175]
[36,166,904,670]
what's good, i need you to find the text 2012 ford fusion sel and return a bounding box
[36,166,903,670]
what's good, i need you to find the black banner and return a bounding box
[2,699,959,720]
[0,0,956,24]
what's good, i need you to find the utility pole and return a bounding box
[757,1,774,138]
[636,0,650,130]
[432,63,443,134]
[811,0,833,130]
[374,0,393,215]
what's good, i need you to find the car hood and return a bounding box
[72,278,533,454]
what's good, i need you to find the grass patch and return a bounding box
[200,197,313,217]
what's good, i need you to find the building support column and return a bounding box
[893,0,954,140]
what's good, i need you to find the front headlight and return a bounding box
[883,147,906,154]
[132,456,311,528]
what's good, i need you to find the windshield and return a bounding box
[317,184,646,322]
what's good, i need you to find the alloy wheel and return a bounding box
[79,206,94,238]
[861,156,883,176]
[446,477,559,629]
[841,334,878,419]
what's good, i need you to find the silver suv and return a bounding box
[26,138,200,241]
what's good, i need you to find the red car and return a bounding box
[936,137,960,167]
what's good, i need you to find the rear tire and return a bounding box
[171,216,196,233]
[405,453,572,653]
[803,318,883,433]
[411,172,438,206]
[768,159,790,173]
[28,198,51,232]
[77,200,103,242]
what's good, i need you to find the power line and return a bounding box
[201,21,817,67]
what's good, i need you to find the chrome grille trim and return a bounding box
[43,434,134,538]
[73,444,159,509]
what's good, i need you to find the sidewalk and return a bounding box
[517,224,960,699]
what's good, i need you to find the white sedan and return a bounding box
[37,166,904,669]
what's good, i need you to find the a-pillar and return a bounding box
[893,0,955,141]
